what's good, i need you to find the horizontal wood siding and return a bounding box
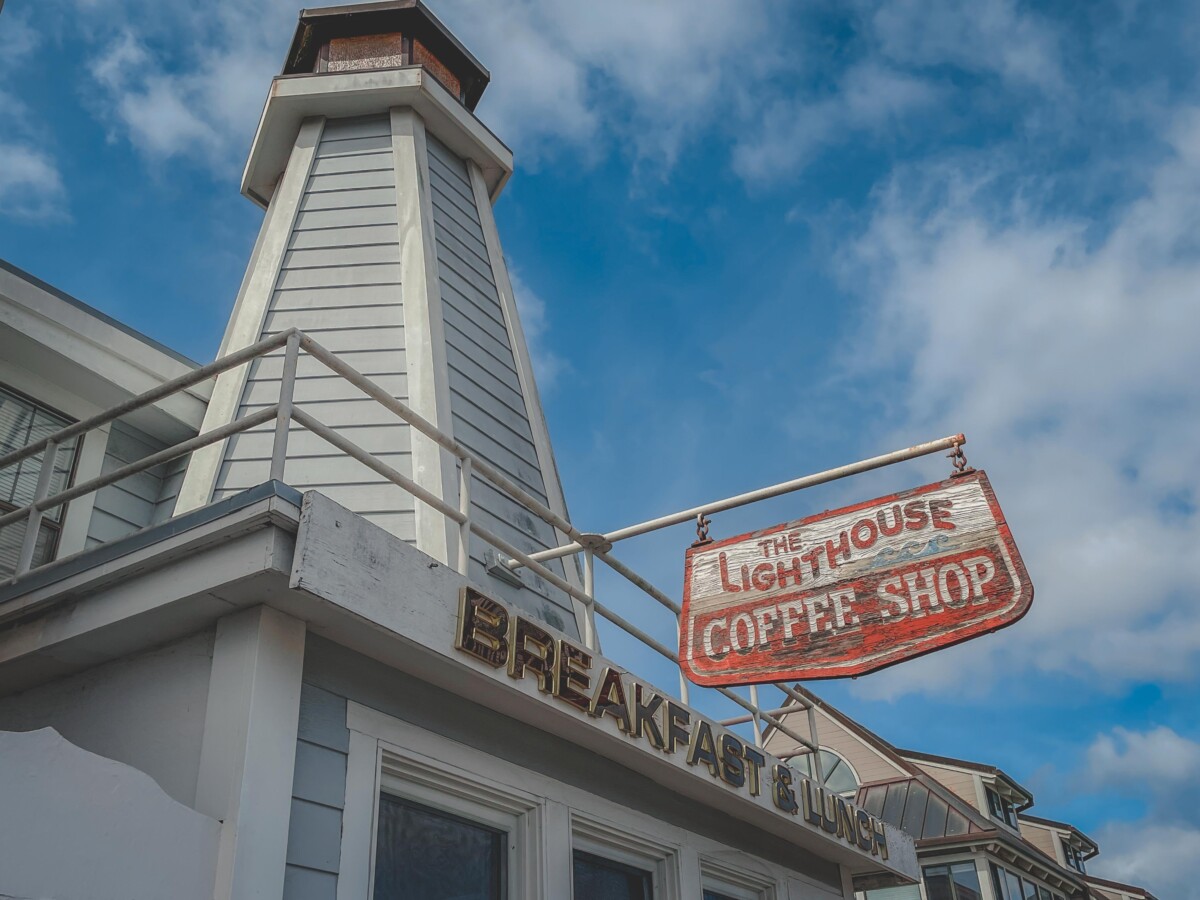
[215,114,416,540]
[86,421,176,549]
[910,761,982,811]
[284,682,349,900]
[426,134,575,634]
[762,705,908,791]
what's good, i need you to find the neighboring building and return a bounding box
[0,3,919,899]
[763,688,1159,900]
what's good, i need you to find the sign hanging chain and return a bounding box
[948,440,975,478]
[692,513,712,547]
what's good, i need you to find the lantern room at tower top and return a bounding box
[282,0,491,109]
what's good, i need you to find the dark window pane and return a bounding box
[901,783,929,836]
[950,862,982,900]
[1004,870,1023,900]
[945,808,970,836]
[862,785,886,817]
[923,865,954,900]
[1022,878,1039,900]
[881,782,908,826]
[703,892,738,900]
[922,793,949,839]
[373,793,505,900]
[990,864,1010,900]
[574,851,652,900]
[1038,888,1052,900]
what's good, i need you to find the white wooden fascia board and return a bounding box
[244,67,513,208]
[0,304,207,430]
[0,270,205,394]
[0,494,300,634]
[466,160,586,604]
[175,117,326,514]
[392,107,456,565]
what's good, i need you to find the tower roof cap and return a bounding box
[284,0,490,110]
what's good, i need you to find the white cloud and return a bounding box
[733,62,940,182]
[861,0,1064,90]
[1078,727,1200,898]
[508,268,569,393]
[841,107,1200,699]
[1085,726,1200,793]
[1091,821,1200,898]
[61,0,781,171]
[0,143,68,221]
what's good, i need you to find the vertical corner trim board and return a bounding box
[174,115,328,515]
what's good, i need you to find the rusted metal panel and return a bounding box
[680,471,1032,685]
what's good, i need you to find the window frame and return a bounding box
[791,746,862,799]
[0,381,82,574]
[373,790,511,899]
[571,811,680,900]
[699,858,775,900]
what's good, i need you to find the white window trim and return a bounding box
[339,699,840,900]
[571,810,681,899]
[339,712,541,900]
[700,857,777,899]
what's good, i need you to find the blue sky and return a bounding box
[2,0,1199,893]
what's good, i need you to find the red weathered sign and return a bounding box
[679,471,1031,685]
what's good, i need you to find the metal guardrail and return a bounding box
[0,326,966,771]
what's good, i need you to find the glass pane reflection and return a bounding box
[373,793,505,900]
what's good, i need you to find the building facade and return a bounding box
[0,3,918,899]
[763,689,1158,900]
[0,4,1164,900]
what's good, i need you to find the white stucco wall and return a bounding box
[0,727,219,900]
[0,628,215,806]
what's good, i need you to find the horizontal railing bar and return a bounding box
[0,406,280,532]
[301,338,587,544]
[594,550,682,615]
[714,687,817,752]
[0,329,297,471]
[512,433,968,567]
[0,326,835,753]
[292,408,467,527]
[719,706,798,726]
[292,408,622,655]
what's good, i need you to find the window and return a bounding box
[989,863,1051,900]
[985,786,1019,828]
[0,384,79,578]
[1061,839,1087,873]
[923,862,982,900]
[573,851,652,900]
[792,748,860,798]
[373,793,506,899]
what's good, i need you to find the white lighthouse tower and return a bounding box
[176,0,583,636]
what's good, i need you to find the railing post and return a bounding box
[15,439,58,577]
[457,456,472,575]
[582,549,598,651]
[807,701,823,782]
[748,684,764,748]
[269,331,301,483]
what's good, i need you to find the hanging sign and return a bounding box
[679,471,1031,685]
